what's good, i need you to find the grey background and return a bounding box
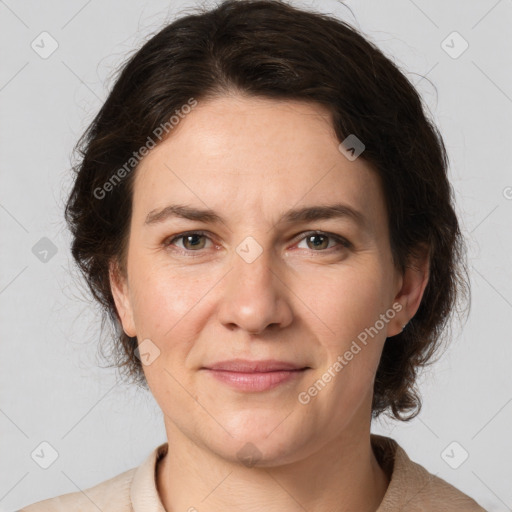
[1,0,511,510]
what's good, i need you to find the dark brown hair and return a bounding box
[65,0,470,421]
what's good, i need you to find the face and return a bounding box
[110,95,427,466]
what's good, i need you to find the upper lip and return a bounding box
[203,359,309,372]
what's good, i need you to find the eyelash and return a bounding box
[163,230,352,257]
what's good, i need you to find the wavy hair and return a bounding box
[65,0,471,421]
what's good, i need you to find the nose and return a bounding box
[216,245,293,335]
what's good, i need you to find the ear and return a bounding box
[109,259,137,338]
[388,243,430,337]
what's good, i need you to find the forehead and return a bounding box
[132,95,386,229]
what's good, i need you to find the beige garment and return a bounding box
[19,434,487,511]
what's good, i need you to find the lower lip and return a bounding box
[203,369,308,392]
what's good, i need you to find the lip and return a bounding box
[203,359,308,372]
[201,359,310,392]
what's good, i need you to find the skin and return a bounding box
[110,95,430,512]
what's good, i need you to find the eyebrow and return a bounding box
[144,202,368,230]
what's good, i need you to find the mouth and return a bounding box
[201,359,311,392]
[203,358,310,372]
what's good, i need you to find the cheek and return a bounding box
[300,259,391,393]
[131,265,209,396]
[129,258,209,335]
[301,260,389,340]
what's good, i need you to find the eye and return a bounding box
[164,231,213,252]
[296,231,351,252]
[163,230,351,256]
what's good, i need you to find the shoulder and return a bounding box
[398,463,488,511]
[18,467,136,512]
[18,442,168,512]
[371,434,488,512]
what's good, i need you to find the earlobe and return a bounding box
[109,260,137,338]
[390,244,430,337]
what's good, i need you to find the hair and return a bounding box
[65,0,470,421]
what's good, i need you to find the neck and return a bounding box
[156,423,389,512]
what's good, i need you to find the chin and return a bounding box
[219,408,291,439]
[218,438,300,468]
[210,417,307,466]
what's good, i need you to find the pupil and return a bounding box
[309,234,327,249]
[186,234,202,248]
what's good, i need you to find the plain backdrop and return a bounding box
[1,0,511,510]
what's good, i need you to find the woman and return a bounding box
[21,0,486,510]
